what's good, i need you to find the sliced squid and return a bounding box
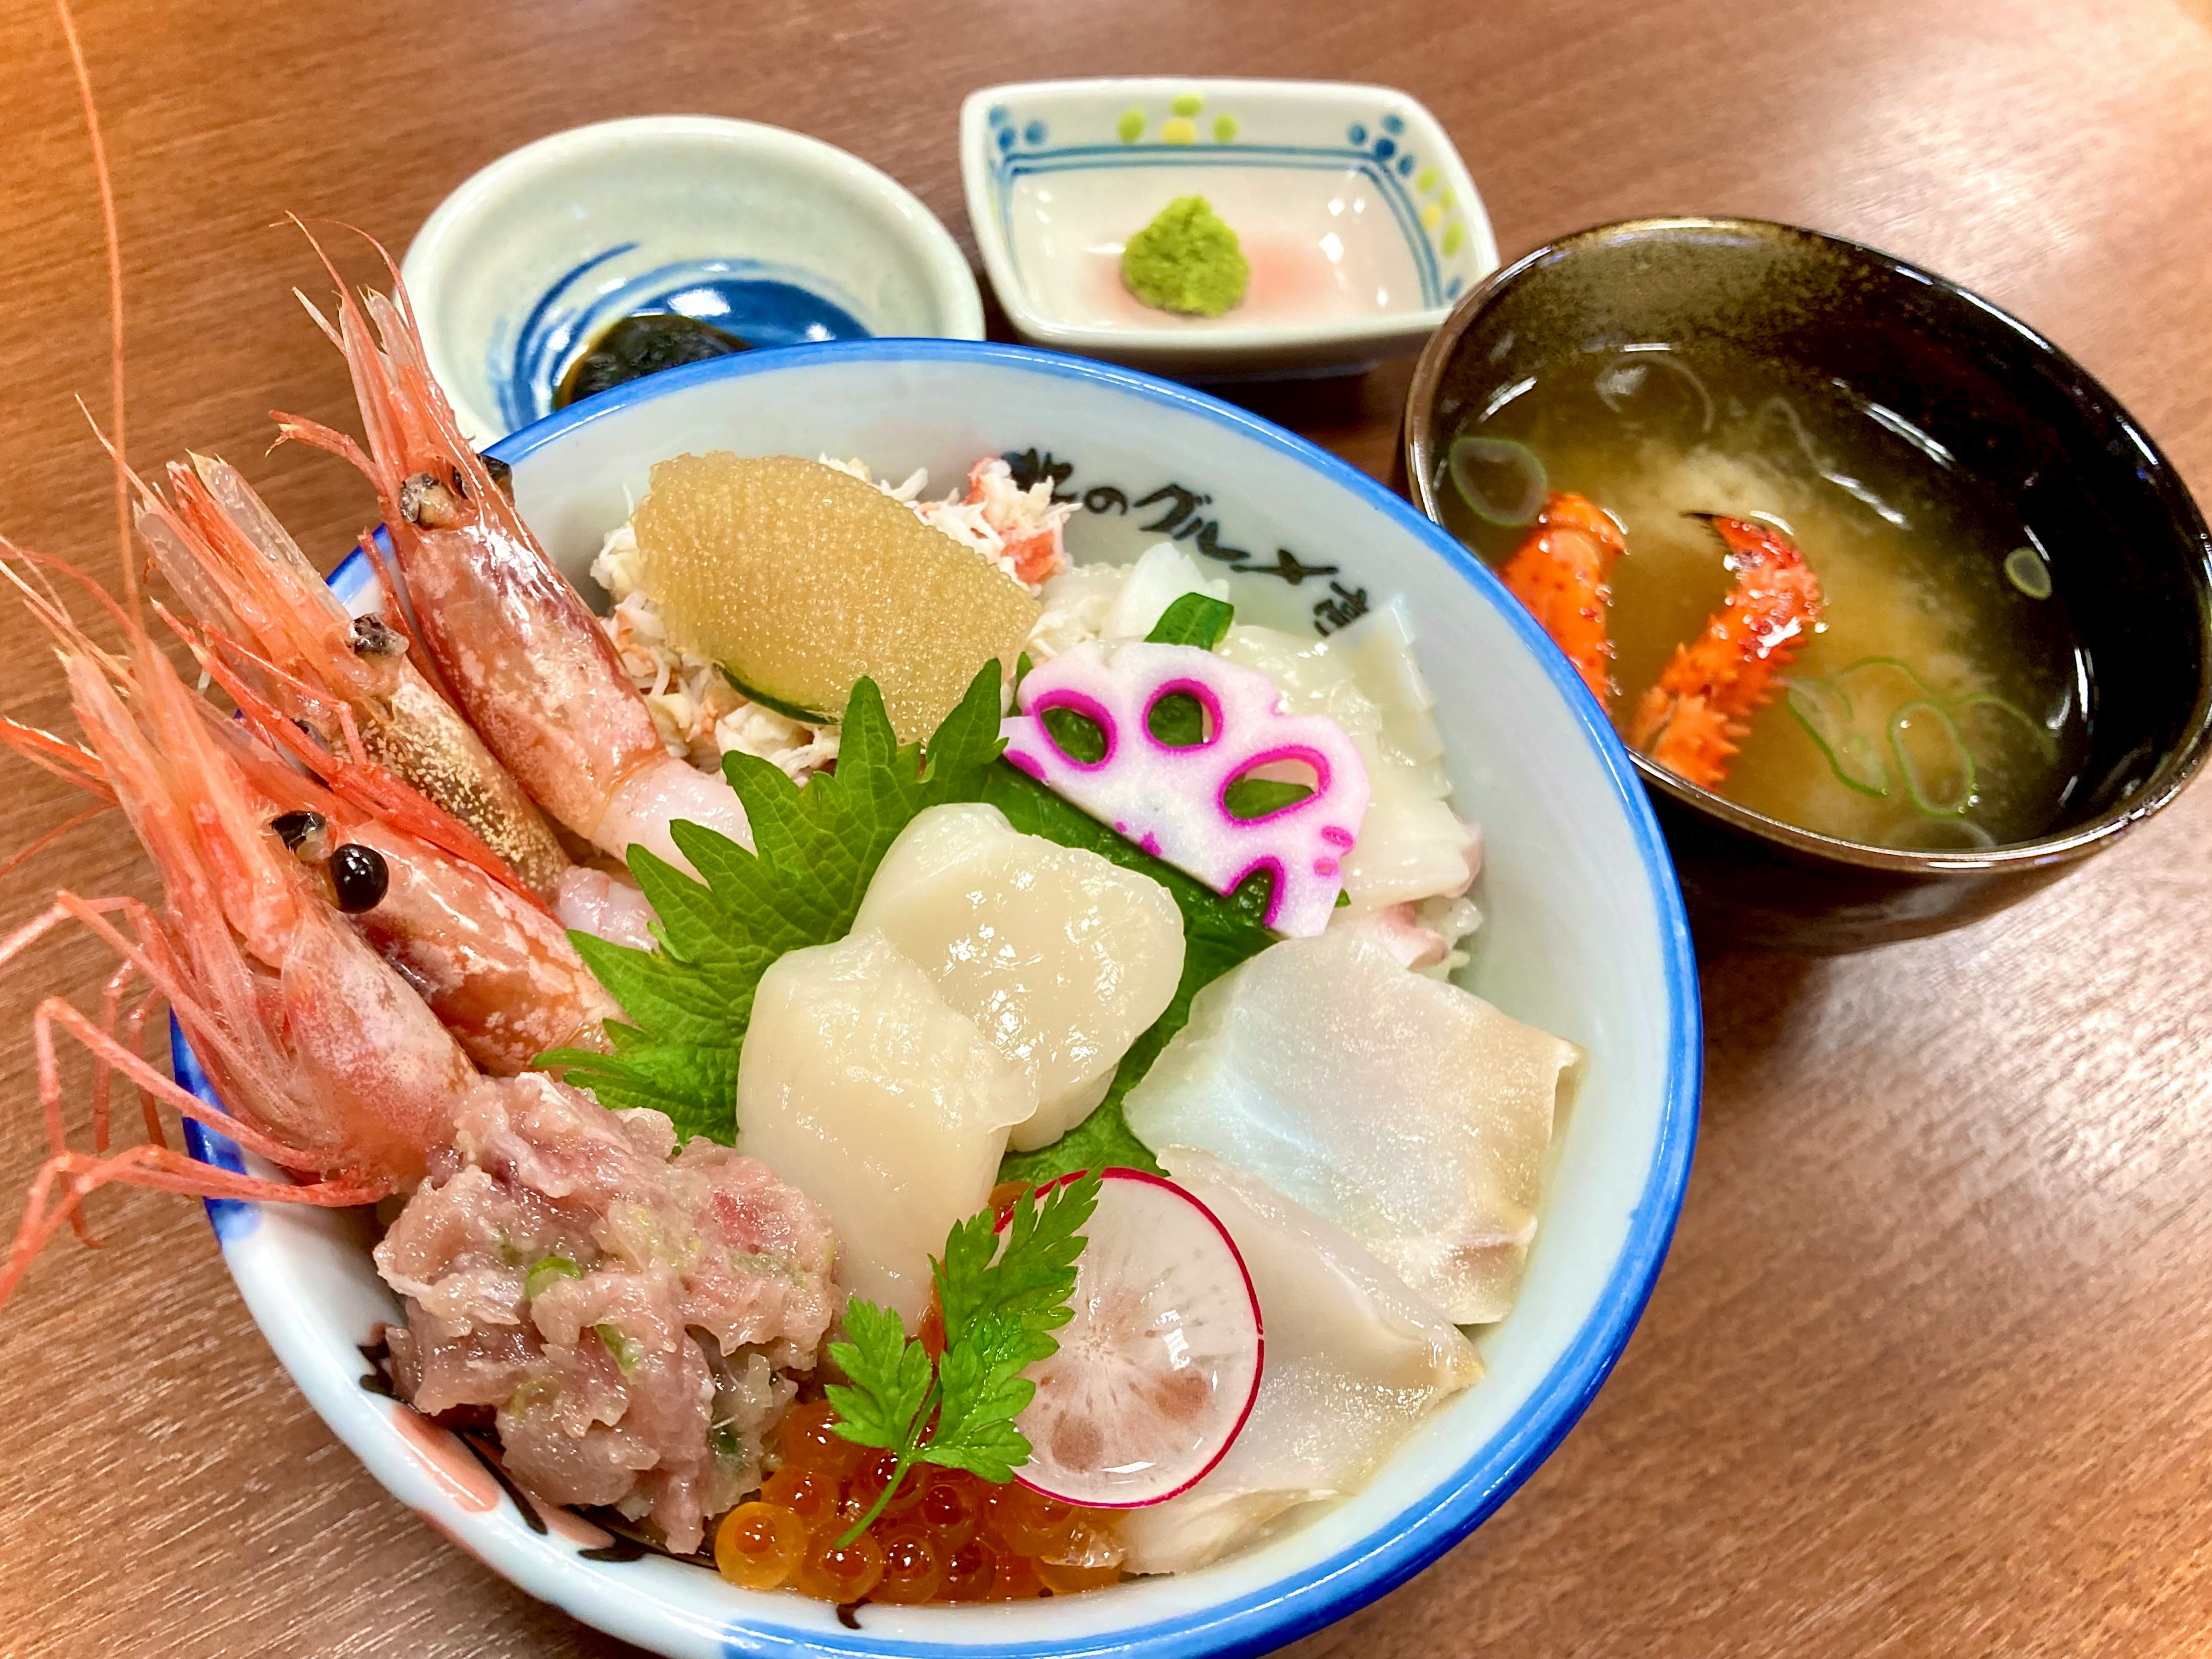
[1121,926,1577,1323]
[734,930,1036,1322]
[1218,603,1478,911]
[1120,1148,1482,1574]
[853,803,1184,1151]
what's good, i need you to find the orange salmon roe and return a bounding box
[737,1395,1128,1607]
[716,1501,806,1591]
[871,1526,943,1604]
[794,1531,885,1603]
[760,1464,839,1533]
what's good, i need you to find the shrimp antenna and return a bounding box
[52,0,134,620]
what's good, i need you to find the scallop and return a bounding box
[734,929,1036,1323]
[1121,926,1578,1323]
[1120,1147,1482,1574]
[853,804,1185,1152]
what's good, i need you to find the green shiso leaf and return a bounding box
[539,666,1006,1141]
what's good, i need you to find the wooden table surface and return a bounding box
[3,0,2211,1654]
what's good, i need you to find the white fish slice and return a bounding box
[1120,1148,1482,1574]
[1123,926,1577,1322]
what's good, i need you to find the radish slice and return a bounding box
[1013,1168,1264,1508]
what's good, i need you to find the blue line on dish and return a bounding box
[175,339,1698,1659]
[995,144,1446,308]
[171,1013,258,1243]
[497,241,640,433]
[493,251,874,433]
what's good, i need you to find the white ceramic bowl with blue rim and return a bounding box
[961,80,1498,377]
[401,115,985,444]
[174,339,1697,1659]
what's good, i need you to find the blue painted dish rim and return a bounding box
[175,336,1700,1659]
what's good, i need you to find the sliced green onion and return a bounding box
[1950,691,2061,762]
[1888,700,1977,817]
[1446,434,1548,527]
[1596,352,1715,436]
[524,1253,584,1299]
[1787,655,2057,832]
[1784,676,1890,796]
[506,1374,559,1414]
[594,1322,645,1375]
[1834,656,1942,702]
[2004,545,2053,600]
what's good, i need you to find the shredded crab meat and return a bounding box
[374,1075,838,1554]
[819,453,1073,588]
[591,455,1074,781]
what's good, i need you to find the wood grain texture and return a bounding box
[1,0,2209,1654]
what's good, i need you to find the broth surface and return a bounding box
[1440,345,2091,850]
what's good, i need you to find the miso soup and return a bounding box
[1438,344,2092,851]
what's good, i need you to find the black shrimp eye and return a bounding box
[449,465,468,499]
[270,810,331,862]
[399,471,462,529]
[349,614,406,657]
[330,843,389,912]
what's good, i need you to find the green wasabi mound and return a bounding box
[1121,195,1250,318]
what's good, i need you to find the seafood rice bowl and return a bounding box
[5,319,1695,1659]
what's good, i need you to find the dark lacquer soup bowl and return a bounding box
[1404,216,2212,954]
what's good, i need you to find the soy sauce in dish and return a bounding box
[1440,342,2093,851]
[555,313,750,410]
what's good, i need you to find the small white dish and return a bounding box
[402,115,984,441]
[175,341,1695,1659]
[960,79,1498,378]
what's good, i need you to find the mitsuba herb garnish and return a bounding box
[824,1170,1102,1541]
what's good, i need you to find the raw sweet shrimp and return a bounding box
[7,604,624,1079]
[0,0,627,1309]
[196,647,621,1074]
[137,452,572,900]
[274,245,753,886]
[0,573,471,1301]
